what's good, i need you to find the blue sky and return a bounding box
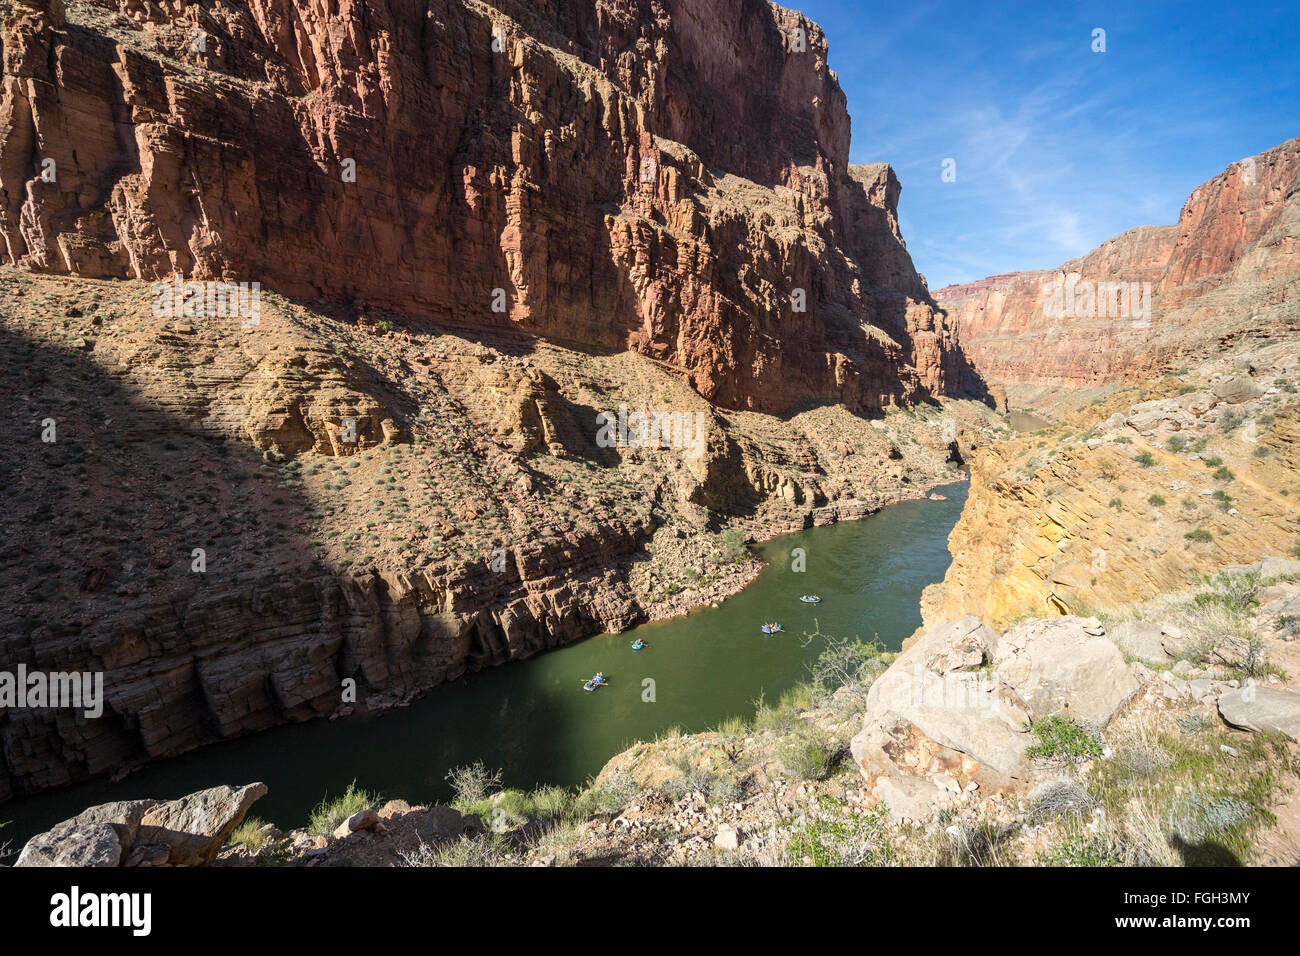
[791,0,1300,289]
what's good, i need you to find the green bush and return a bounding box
[783,803,895,866]
[778,723,844,781]
[308,780,382,836]
[574,772,642,816]
[1026,717,1103,760]
[1038,832,1126,867]
[1185,529,1213,543]
[227,817,273,852]
[1134,451,1156,467]
[1148,493,1166,506]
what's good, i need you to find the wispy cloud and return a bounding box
[797,0,1300,288]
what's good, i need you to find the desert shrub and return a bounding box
[1168,793,1258,849]
[1181,573,1264,672]
[1134,451,1156,467]
[1184,529,1213,543]
[1218,408,1246,433]
[575,772,642,815]
[446,761,503,809]
[777,723,844,781]
[1038,830,1127,867]
[1026,716,1103,760]
[713,714,749,737]
[931,822,1017,867]
[1148,493,1166,506]
[528,785,572,822]
[783,802,895,866]
[807,636,888,704]
[401,833,512,867]
[660,763,742,804]
[1028,778,1098,821]
[752,684,813,733]
[719,528,747,563]
[308,780,382,836]
[226,816,273,852]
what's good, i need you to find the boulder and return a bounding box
[1218,687,1300,741]
[993,617,1140,727]
[15,799,158,867]
[15,784,267,868]
[1260,556,1300,579]
[333,808,380,839]
[852,615,1148,822]
[1125,399,1193,435]
[1211,377,1263,405]
[851,616,1031,806]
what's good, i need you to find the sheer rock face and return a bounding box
[937,137,1300,392]
[0,0,972,414]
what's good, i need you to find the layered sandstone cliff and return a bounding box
[0,0,979,414]
[921,340,1300,631]
[937,137,1300,395]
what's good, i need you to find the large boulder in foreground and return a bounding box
[16,783,267,867]
[851,616,1138,823]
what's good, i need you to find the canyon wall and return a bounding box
[937,137,1300,393]
[0,0,998,801]
[0,0,980,415]
[921,344,1300,632]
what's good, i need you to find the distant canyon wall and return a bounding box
[937,136,1300,393]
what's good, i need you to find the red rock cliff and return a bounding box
[936,136,1300,392]
[0,0,975,414]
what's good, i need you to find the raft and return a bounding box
[799,595,822,604]
[631,640,646,650]
[583,675,608,692]
[761,624,784,634]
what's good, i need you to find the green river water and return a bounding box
[3,482,968,844]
